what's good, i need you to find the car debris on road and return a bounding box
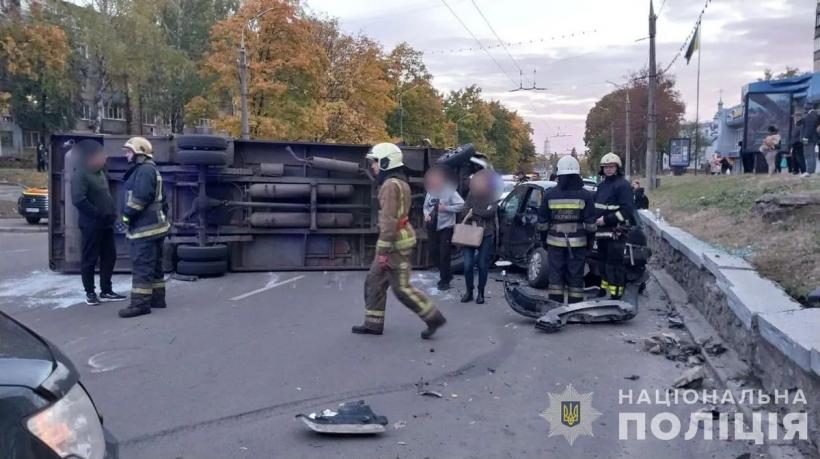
[296,400,388,435]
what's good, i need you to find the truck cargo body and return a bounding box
[48,135,474,273]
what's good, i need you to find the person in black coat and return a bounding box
[632,180,649,210]
[71,140,126,305]
[593,152,637,300]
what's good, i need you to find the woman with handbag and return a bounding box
[459,170,498,304]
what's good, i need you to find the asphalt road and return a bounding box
[0,232,768,459]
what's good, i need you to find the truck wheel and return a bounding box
[527,248,549,288]
[25,216,40,224]
[436,143,475,167]
[177,149,227,166]
[176,135,228,151]
[177,244,228,261]
[176,260,228,277]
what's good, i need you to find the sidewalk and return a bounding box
[0,218,48,233]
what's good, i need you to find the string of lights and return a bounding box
[426,29,599,55]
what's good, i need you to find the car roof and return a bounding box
[528,180,557,190]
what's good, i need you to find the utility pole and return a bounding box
[625,89,631,178]
[646,0,658,189]
[239,7,274,140]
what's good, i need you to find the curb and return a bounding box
[652,269,809,459]
[0,225,47,233]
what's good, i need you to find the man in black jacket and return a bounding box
[118,137,170,318]
[71,140,126,305]
[797,104,819,175]
[593,153,637,300]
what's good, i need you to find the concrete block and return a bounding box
[812,349,820,377]
[721,269,802,330]
[702,251,754,285]
[661,227,708,267]
[758,309,820,374]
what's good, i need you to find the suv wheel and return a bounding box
[527,247,549,288]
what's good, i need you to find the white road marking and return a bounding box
[230,275,305,301]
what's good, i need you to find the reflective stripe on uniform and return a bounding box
[126,190,145,211]
[548,198,585,210]
[366,310,385,317]
[546,235,588,248]
[547,286,564,296]
[595,203,620,210]
[397,260,433,317]
[615,211,625,222]
[132,287,153,295]
[568,287,585,299]
[153,281,166,289]
[584,223,598,233]
[127,221,170,239]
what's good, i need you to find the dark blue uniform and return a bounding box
[538,182,596,303]
[122,158,169,311]
[593,174,636,299]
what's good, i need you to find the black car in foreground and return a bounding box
[0,311,118,458]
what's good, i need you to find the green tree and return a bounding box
[584,70,685,175]
[0,4,80,139]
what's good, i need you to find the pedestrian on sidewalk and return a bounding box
[797,103,819,175]
[423,166,464,291]
[36,143,47,172]
[460,170,498,305]
[790,141,806,175]
[760,126,781,175]
[632,180,649,210]
[70,140,126,305]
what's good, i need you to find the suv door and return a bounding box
[497,184,543,265]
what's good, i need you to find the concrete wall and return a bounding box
[640,210,820,449]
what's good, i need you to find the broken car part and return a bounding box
[296,400,388,434]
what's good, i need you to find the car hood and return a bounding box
[0,312,56,389]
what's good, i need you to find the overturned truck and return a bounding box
[48,134,486,275]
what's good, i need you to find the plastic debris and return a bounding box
[673,366,705,389]
[296,400,388,434]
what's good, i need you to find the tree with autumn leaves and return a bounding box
[1,0,535,172]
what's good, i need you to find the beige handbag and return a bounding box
[452,210,484,248]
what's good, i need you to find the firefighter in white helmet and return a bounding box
[118,136,170,318]
[593,152,637,299]
[352,142,447,339]
[537,155,596,303]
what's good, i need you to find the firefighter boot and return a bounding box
[118,305,151,318]
[119,293,152,318]
[420,309,447,340]
[351,324,383,335]
[151,286,167,309]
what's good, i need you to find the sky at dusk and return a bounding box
[308,0,816,155]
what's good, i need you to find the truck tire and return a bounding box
[176,260,228,277]
[176,244,228,262]
[527,248,549,288]
[25,216,40,224]
[177,149,227,166]
[176,134,228,151]
[436,143,475,167]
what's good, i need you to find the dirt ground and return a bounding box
[646,174,820,303]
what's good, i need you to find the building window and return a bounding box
[23,131,40,148]
[104,104,125,120]
[80,104,92,120]
[196,118,212,128]
[0,131,13,151]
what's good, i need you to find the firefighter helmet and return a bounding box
[366,142,404,171]
[556,155,581,176]
[600,152,622,167]
[123,137,153,158]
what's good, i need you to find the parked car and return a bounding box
[17,187,48,224]
[0,311,118,458]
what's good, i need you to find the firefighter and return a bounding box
[118,137,170,318]
[593,152,637,299]
[538,156,596,303]
[352,143,447,339]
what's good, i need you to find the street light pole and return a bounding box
[607,80,633,178]
[239,7,274,140]
[646,0,658,189]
